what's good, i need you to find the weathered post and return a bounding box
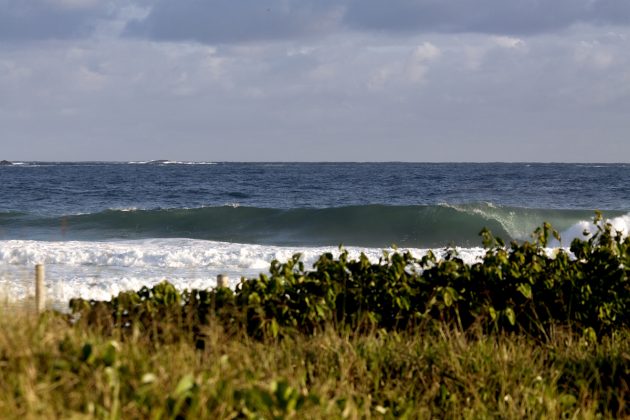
[35,264,46,313]
[217,274,229,288]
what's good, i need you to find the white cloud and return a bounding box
[413,42,441,61]
[407,42,441,83]
[574,40,614,69]
[493,36,526,49]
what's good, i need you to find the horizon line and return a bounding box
[2,160,629,165]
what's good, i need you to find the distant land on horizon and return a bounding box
[1,160,629,165]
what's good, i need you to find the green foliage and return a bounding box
[70,213,630,341]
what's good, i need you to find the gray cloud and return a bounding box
[0,0,108,40]
[123,0,630,45]
[3,0,630,43]
[2,27,629,162]
[124,0,343,44]
[1,1,629,162]
[343,0,630,35]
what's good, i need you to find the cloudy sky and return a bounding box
[1,0,629,161]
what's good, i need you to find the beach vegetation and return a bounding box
[1,214,629,418]
[70,213,630,341]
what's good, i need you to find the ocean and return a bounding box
[1,161,629,302]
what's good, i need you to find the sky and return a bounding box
[1,0,629,162]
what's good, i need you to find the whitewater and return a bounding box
[3,215,628,302]
[0,239,486,301]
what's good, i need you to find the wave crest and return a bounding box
[3,204,625,247]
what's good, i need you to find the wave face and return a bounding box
[2,204,623,247]
[2,205,628,302]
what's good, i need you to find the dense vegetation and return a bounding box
[2,214,629,418]
[71,213,630,341]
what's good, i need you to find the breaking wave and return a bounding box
[1,204,626,247]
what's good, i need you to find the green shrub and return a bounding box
[70,213,630,340]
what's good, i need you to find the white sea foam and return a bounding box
[127,160,216,165]
[554,213,630,246]
[166,161,217,165]
[0,239,485,302]
[3,214,627,304]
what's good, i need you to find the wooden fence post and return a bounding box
[35,264,45,313]
[217,274,228,288]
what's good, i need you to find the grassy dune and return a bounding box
[2,217,630,418]
[1,310,628,418]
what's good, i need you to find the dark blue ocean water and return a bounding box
[1,161,629,301]
[1,162,629,247]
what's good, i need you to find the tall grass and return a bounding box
[0,309,628,418]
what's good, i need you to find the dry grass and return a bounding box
[1,307,629,419]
